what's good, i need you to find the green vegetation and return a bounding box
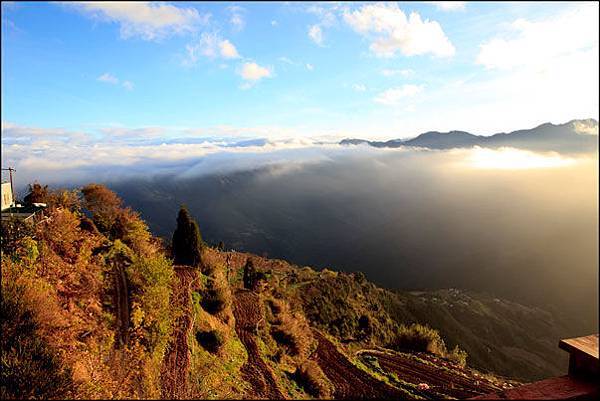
[127,252,174,358]
[1,181,547,400]
[390,323,446,356]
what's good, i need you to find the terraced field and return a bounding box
[310,330,407,399]
[233,289,284,399]
[161,266,197,399]
[359,349,508,399]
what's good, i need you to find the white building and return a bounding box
[1,181,14,211]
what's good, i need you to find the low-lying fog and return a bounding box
[15,145,600,332]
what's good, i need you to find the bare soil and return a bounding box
[362,350,503,399]
[310,330,406,399]
[233,289,284,399]
[161,266,197,399]
[113,263,130,347]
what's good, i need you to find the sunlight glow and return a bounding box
[467,147,577,170]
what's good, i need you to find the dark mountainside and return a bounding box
[108,151,598,338]
[1,185,576,400]
[340,119,598,152]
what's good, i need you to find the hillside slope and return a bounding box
[1,185,570,399]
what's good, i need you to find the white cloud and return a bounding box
[239,62,272,81]
[122,81,134,91]
[477,4,598,70]
[343,3,455,58]
[572,120,598,136]
[308,25,323,46]
[352,83,367,92]
[425,2,466,12]
[306,4,338,27]
[97,73,119,84]
[279,56,294,65]
[67,1,207,41]
[374,84,423,105]
[381,68,414,77]
[271,20,278,26]
[185,32,240,64]
[219,39,240,59]
[304,4,340,47]
[97,73,134,90]
[306,63,314,71]
[228,5,245,32]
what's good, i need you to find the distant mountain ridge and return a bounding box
[340,119,598,153]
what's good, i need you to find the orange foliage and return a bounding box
[47,188,81,211]
[81,183,123,233]
[38,208,86,264]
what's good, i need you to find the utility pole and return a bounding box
[1,167,16,205]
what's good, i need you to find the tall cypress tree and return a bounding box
[172,206,203,267]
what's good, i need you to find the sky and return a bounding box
[1,1,599,179]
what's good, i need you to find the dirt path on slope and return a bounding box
[362,350,502,399]
[310,330,406,399]
[161,266,197,399]
[233,289,284,399]
[113,262,130,347]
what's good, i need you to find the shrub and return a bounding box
[0,217,34,256]
[38,208,83,263]
[125,253,174,357]
[23,182,49,205]
[47,188,81,211]
[195,329,225,353]
[15,236,39,269]
[79,216,100,235]
[0,284,73,399]
[200,287,228,315]
[294,360,332,398]
[81,184,123,233]
[171,206,203,267]
[243,258,255,289]
[266,298,314,359]
[447,345,468,367]
[390,323,447,356]
[243,258,267,290]
[112,207,152,255]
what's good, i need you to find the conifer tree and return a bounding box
[172,206,203,267]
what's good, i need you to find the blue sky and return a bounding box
[1,1,598,180]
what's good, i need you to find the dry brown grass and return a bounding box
[294,359,334,398]
[266,297,315,361]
